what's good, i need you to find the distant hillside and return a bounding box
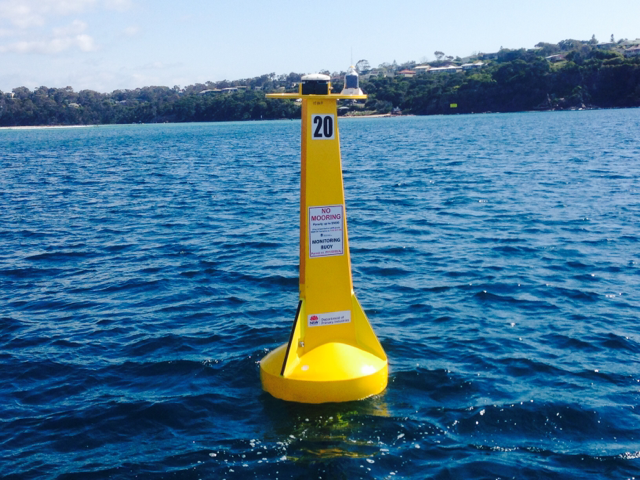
[357,38,640,115]
[1,37,639,126]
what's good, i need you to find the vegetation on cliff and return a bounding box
[1,38,639,126]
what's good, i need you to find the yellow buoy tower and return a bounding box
[259,73,388,403]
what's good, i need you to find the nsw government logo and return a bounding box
[308,310,352,328]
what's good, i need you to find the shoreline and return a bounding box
[340,113,411,119]
[0,125,97,130]
[0,106,635,130]
[0,116,403,129]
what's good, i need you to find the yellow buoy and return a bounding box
[259,74,388,403]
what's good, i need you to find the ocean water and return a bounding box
[1,109,639,479]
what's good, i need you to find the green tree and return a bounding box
[355,59,370,73]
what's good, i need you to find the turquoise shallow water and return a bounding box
[1,109,640,479]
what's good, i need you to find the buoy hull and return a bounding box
[260,343,388,404]
[259,92,388,404]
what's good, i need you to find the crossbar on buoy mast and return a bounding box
[259,72,388,403]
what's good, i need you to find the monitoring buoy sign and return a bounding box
[309,205,343,258]
[311,115,335,140]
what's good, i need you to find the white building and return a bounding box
[461,62,485,70]
[428,65,462,74]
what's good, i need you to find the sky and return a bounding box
[1,0,639,93]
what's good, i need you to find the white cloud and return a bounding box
[0,0,96,28]
[47,0,97,15]
[0,0,131,55]
[123,25,139,37]
[0,19,95,54]
[0,32,96,53]
[104,0,131,12]
[75,33,95,51]
[53,19,87,36]
[140,61,182,70]
[0,2,45,28]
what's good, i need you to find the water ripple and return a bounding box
[1,111,640,478]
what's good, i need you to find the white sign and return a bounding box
[309,205,344,258]
[311,114,335,140]
[308,310,351,327]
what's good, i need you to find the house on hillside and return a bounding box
[414,65,431,75]
[545,54,566,62]
[624,45,640,57]
[360,68,393,79]
[198,89,221,95]
[620,38,640,47]
[461,62,485,70]
[199,87,241,95]
[429,65,462,74]
[398,69,416,78]
[360,68,380,79]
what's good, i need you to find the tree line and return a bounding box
[1,38,639,126]
[365,42,640,115]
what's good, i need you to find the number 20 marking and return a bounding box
[311,115,334,140]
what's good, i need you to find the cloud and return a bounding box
[47,0,97,15]
[74,33,94,51]
[140,61,182,70]
[0,19,94,54]
[0,2,46,28]
[0,0,96,28]
[0,32,96,53]
[123,25,139,37]
[53,19,87,36]
[104,0,131,11]
[0,0,131,55]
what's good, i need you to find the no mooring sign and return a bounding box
[309,205,344,258]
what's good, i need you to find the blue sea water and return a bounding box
[1,109,639,479]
